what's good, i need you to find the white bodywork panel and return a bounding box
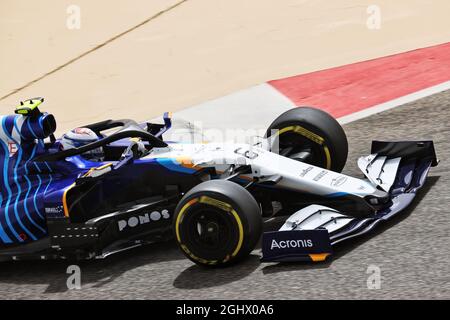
[279,205,355,234]
[145,142,380,198]
[358,154,401,192]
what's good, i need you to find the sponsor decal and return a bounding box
[234,147,258,159]
[199,196,232,212]
[270,239,313,250]
[300,166,313,177]
[118,209,170,232]
[45,206,64,215]
[313,170,328,181]
[330,175,348,187]
[261,230,332,261]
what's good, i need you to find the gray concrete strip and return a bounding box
[172,83,294,138]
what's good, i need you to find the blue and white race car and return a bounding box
[0,98,437,266]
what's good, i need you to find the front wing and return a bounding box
[261,140,438,262]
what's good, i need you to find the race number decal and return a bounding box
[8,142,18,157]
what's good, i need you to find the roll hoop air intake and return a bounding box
[14,98,57,141]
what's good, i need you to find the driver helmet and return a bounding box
[61,127,104,161]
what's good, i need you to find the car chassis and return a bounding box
[0,98,438,265]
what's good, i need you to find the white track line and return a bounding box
[337,80,450,124]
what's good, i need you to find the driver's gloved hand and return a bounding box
[131,140,148,158]
[120,139,148,161]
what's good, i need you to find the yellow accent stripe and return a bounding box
[277,125,331,169]
[276,125,324,144]
[309,253,330,262]
[229,209,244,257]
[175,198,198,242]
[323,145,331,170]
[97,163,113,170]
[81,163,113,178]
[199,195,231,211]
[62,183,76,217]
[16,109,29,115]
[276,125,295,136]
[180,244,218,265]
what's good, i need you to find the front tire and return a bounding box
[173,180,262,267]
[266,107,348,172]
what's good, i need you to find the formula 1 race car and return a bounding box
[0,98,437,266]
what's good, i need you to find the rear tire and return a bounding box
[266,107,348,172]
[173,180,262,267]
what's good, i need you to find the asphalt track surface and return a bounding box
[0,90,449,299]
